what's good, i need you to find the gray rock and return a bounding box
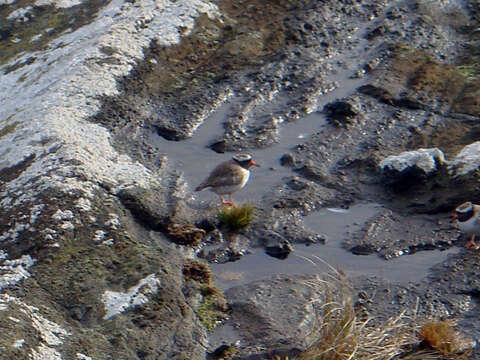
[223,274,341,358]
[449,141,480,178]
[323,99,360,127]
[379,148,446,191]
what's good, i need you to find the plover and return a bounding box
[453,201,480,249]
[195,154,260,206]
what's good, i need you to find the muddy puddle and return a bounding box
[212,203,460,288]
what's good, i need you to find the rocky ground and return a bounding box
[0,0,480,358]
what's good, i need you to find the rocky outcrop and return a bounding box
[0,0,219,358]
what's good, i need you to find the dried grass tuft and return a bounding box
[289,255,473,360]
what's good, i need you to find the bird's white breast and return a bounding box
[238,168,250,188]
[457,216,480,235]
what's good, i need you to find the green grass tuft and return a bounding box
[217,203,254,231]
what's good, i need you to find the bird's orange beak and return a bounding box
[250,160,260,167]
[451,213,458,221]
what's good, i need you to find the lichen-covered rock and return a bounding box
[449,141,480,178]
[379,148,446,191]
[0,0,220,358]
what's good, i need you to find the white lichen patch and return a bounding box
[29,312,70,346]
[380,148,445,174]
[102,274,161,320]
[31,34,43,42]
[77,353,93,360]
[35,0,83,8]
[105,213,120,229]
[13,339,25,348]
[60,221,75,230]
[93,230,106,242]
[41,228,58,242]
[0,254,36,290]
[101,239,114,246]
[450,141,480,177]
[29,204,45,224]
[0,294,70,356]
[52,209,74,221]
[0,222,27,242]
[31,343,63,360]
[75,197,92,212]
[7,6,33,21]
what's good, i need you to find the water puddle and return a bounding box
[212,203,460,288]
[149,102,327,202]
[146,7,460,290]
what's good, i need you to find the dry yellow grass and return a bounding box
[419,320,459,354]
[284,255,473,360]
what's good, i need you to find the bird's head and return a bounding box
[453,201,474,222]
[233,154,260,169]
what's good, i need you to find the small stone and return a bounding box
[209,140,226,154]
[280,153,296,167]
[265,241,293,260]
[323,100,359,127]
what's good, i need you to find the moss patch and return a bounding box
[0,121,19,137]
[389,45,466,110]
[183,260,211,284]
[197,285,228,332]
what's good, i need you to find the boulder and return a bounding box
[379,148,446,191]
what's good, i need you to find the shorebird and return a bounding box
[453,201,480,249]
[195,154,260,206]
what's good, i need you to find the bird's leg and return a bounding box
[220,195,233,207]
[465,234,479,249]
[228,194,236,207]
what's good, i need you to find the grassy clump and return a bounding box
[417,320,469,357]
[296,276,416,360]
[217,203,254,231]
[183,260,211,283]
[286,256,473,360]
[211,344,238,359]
